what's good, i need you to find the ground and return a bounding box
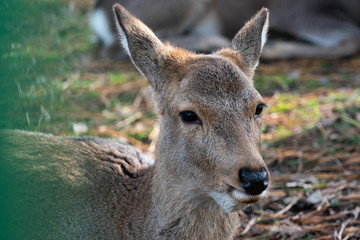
[1,0,359,239]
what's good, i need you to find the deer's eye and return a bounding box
[179,111,201,125]
[255,103,266,119]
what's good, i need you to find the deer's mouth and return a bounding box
[227,185,264,204]
[209,185,267,213]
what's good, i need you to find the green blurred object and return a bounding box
[0,0,93,133]
[0,1,84,239]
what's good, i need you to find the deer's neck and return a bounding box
[147,162,239,240]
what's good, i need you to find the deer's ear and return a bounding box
[231,8,269,70]
[113,4,165,90]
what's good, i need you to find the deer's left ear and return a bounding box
[113,4,165,91]
[231,8,269,70]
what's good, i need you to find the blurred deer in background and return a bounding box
[91,0,360,59]
[2,3,270,240]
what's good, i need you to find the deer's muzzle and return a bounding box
[239,167,269,195]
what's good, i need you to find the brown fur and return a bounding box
[2,5,270,240]
[1,130,154,239]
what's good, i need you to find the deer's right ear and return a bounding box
[113,4,165,91]
[231,8,269,71]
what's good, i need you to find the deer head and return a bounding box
[113,4,270,213]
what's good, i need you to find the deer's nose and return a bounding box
[239,168,268,195]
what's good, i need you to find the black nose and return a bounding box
[239,168,269,195]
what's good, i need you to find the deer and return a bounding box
[2,4,270,240]
[91,0,360,60]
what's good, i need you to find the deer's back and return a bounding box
[1,130,154,239]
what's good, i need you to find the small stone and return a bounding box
[288,70,301,79]
[319,77,329,84]
[308,190,322,204]
[73,122,88,135]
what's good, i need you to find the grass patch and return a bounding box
[126,127,154,142]
[263,88,359,148]
[108,72,127,84]
[1,0,94,132]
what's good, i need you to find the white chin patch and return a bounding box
[233,189,268,202]
[209,189,267,212]
[209,192,238,213]
[234,188,268,199]
[232,189,247,200]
